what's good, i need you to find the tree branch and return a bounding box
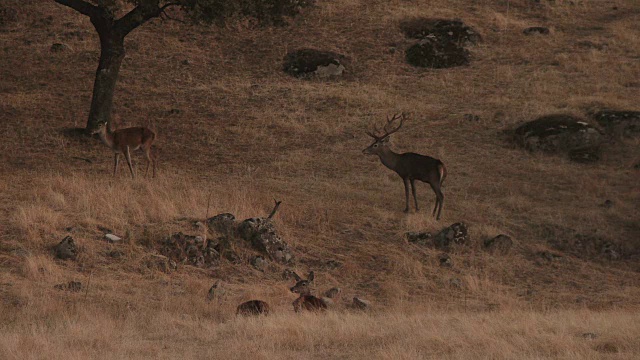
[54,0,100,17]
[114,2,182,37]
[267,199,282,221]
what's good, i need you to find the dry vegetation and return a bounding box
[1,0,639,358]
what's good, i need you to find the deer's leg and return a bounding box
[113,153,120,176]
[124,146,135,179]
[143,147,152,177]
[403,178,410,213]
[429,182,444,220]
[410,179,419,211]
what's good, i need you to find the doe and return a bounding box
[362,114,447,220]
[91,121,157,178]
[290,271,328,312]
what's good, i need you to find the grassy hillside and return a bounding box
[1,0,639,358]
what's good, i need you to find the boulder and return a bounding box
[206,213,236,235]
[483,234,513,255]
[238,217,293,264]
[405,38,469,68]
[54,236,77,260]
[438,253,452,267]
[160,232,219,267]
[400,18,481,44]
[250,255,267,271]
[433,222,469,250]
[352,297,371,310]
[283,49,346,78]
[513,115,604,158]
[324,287,342,299]
[592,110,640,137]
[145,254,177,273]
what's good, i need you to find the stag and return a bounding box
[362,114,447,220]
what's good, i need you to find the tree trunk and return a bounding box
[87,30,125,131]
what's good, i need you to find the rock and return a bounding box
[568,147,600,163]
[222,249,241,264]
[582,332,598,340]
[237,217,293,264]
[324,287,342,299]
[463,114,480,122]
[592,110,640,137]
[145,254,177,273]
[433,222,469,250]
[250,255,267,271]
[448,278,463,289]
[537,251,563,262]
[104,234,122,243]
[483,234,513,255]
[54,281,82,292]
[160,232,219,268]
[106,249,125,259]
[206,213,236,235]
[283,49,346,78]
[352,297,370,310]
[405,38,470,68]
[282,268,296,280]
[325,260,342,269]
[439,253,452,267]
[54,236,77,260]
[50,43,69,52]
[405,231,431,245]
[399,18,481,44]
[523,26,550,35]
[513,115,604,158]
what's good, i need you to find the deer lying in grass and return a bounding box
[91,121,156,178]
[362,114,447,220]
[236,300,270,316]
[290,271,328,312]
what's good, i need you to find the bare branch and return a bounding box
[54,0,100,17]
[266,199,282,221]
[114,2,182,37]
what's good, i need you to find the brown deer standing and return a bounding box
[91,121,157,178]
[290,271,328,312]
[236,300,270,316]
[362,114,447,220]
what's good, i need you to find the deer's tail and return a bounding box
[438,162,447,187]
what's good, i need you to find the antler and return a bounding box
[365,113,406,140]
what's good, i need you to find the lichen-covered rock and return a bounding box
[54,236,77,260]
[513,115,604,157]
[283,49,346,78]
[439,253,452,267]
[405,38,470,68]
[592,110,640,137]
[483,234,513,255]
[400,18,481,44]
[433,222,469,249]
[206,213,236,235]
[250,255,267,271]
[160,232,219,267]
[238,217,294,264]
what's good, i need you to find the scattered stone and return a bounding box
[463,113,480,122]
[595,342,619,354]
[238,217,293,264]
[145,254,177,273]
[250,255,267,271]
[483,234,513,255]
[325,260,342,269]
[194,221,206,230]
[223,249,241,264]
[104,234,122,243]
[206,213,236,235]
[537,250,563,262]
[582,332,598,340]
[592,110,640,137]
[399,18,481,44]
[523,26,550,35]
[207,280,224,302]
[439,253,453,267]
[352,297,371,310]
[282,268,296,280]
[54,281,82,292]
[54,236,77,260]
[433,222,469,250]
[405,38,470,68]
[181,59,190,66]
[513,115,604,159]
[160,232,219,268]
[283,49,346,78]
[448,278,463,289]
[50,43,69,52]
[324,287,342,299]
[405,231,431,245]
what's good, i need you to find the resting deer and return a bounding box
[236,300,270,316]
[362,114,447,220]
[290,271,328,312]
[91,121,157,178]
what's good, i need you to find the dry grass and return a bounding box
[1,0,639,358]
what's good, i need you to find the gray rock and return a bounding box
[206,213,236,235]
[483,234,513,255]
[145,254,177,273]
[434,222,469,249]
[405,231,431,245]
[250,255,267,271]
[592,110,640,137]
[207,280,224,302]
[405,38,470,68]
[104,234,122,243]
[582,332,598,340]
[439,253,452,267]
[324,287,342,299]
[237,217,293,264]
[400,18,481,44]
[283,48,346,78]
[54,281,82,292]
[54,236,77,260]
[352,297,371,310]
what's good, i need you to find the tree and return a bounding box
[54,0,314,131]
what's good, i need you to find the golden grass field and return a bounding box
[0,0,639,358]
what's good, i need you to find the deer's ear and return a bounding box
[308,271,315,282]
[292,272,302,281]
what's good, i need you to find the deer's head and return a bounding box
[290,271,315,295]
[362,113,405,155]
[90,121,109,136]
